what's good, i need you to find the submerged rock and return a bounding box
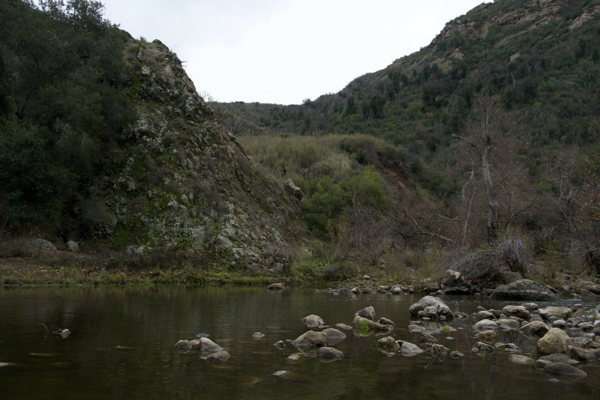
[252,332,265,339]
[274,340,285,349]
[509,354,532,365]
[317,347,344,362]
[322,328,346,346]
[536,361,587,379]
[175,340,192,351]
[210,351,231,361]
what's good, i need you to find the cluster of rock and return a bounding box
[468,300,600,379]
[175,335,230,361]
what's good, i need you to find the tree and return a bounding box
[453,94,515,243]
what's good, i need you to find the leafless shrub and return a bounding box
[496,236,529,274]
[445,250,498,282]
[444,237,530,282]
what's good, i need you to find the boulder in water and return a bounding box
[291,331,327,348]
[408,296,454,320]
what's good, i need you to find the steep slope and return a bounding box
[0,1,301,272]
[216,0,600,157]
[83,36,299,271]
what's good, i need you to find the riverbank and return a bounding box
[1,247,598,296]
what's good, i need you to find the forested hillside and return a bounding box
[217,0,600,276]
[0,1,300,273]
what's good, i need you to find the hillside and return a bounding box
[216,0,600,273]
[0,1,301,273]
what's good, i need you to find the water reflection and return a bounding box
[0,286,598,399]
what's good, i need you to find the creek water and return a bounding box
[0,286,599,399]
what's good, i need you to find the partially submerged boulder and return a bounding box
[535,360,587,379]
[501,305,531,320]
[321,328,346,346]
[355,306,376,321]
[537,328,573,355]
[441,270,472,294]
[353,315,390,331]
[539,306,572,321]
[377,336,400,352]
[317,347,343,362]
[490,279,557,301]
[267,283,285,290]
[199,337,224,353]
[519,321,549,338]
[291,331,327,348]
[175,340,192,351]
[408,296,454,320]
[301,314,324,328]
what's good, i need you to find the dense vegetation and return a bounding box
[221,0,600,276]
[0,0,136,231]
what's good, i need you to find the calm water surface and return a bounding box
[0,286,599,399]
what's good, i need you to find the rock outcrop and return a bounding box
[81,37,300,270]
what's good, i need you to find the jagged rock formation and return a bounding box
[84,36,299,271]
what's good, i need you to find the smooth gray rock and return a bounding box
[199,338,224,353]
[409,296,454,320]
[355,306,376,321]
[378,336,400,352]
[291,331,327,348]
[473,319,498,331]
[509,354,532,365]
[502,305,531,320]
[317,347,343,362]
[322,328,346,345]
[539,306,572,321]
[519,321,550,338]
[540,362,587,378]
[301,314,324,328]
[441,269,472,294]
[537,328,573,355]
[491,279,557,301]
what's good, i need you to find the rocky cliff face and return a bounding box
[83,35,299,272]
[431,0,598,46]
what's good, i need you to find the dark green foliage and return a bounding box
[303,167,390,240]
[0,120,70,227]
[0,0,136,230]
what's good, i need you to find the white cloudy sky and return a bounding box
[100,0,486,104]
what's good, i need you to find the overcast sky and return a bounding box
[100,0,487,105]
